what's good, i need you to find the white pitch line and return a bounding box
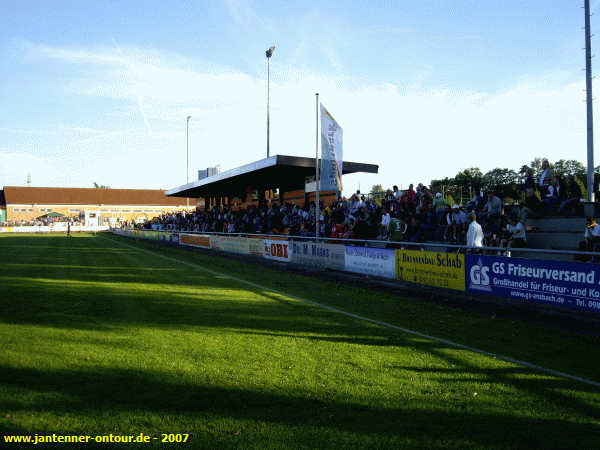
[103,234,600,389]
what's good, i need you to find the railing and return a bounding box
[125,228,599,261]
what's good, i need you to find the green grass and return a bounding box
[0,232,599,449]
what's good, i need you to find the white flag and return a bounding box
[319,104,343,191]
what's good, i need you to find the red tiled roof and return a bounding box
[3,186,195,206]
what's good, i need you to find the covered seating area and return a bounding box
[166,154,378,209]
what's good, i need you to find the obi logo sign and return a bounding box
[264,239,291,261]
[469,258,492,292]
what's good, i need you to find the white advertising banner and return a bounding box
[290,241,345,270]
[320,104,343,191]
[344,246,396,279]
[211,235,250,255]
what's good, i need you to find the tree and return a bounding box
[93,182,110,189]
[371,184,384,193]
[482,168,518,189]
[482,168,519,201]
[454,168,483,199]
[529,157,545,179]
[553,159,586,180]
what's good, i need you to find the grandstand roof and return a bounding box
[2,186,195,206]
[166,154,378,198]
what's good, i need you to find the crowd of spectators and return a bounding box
[2,217,80,227]
[143,158,584,253]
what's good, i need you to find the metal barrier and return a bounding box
[112,227,600,315]
[123,228,600,261]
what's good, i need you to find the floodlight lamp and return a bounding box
[266,46,276,58]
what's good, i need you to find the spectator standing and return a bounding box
[524,168,535,192]
[380,208,391,238]
[466,213,484,250]
[432,192,447,225]
[539,159,554,194]
[389,215,406,242]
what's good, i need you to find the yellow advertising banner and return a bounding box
[396,249,465,291]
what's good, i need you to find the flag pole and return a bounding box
[315,93,320,239]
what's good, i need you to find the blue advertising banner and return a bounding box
[466,255,600,314]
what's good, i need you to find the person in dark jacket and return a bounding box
[524,168,535,192]
[558,175,582,215]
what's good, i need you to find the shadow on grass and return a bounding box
[0,272,391,339]
[1,364,599,448]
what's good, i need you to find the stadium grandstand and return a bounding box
[0,186,197,226]
[146,155,592,260]
[166,154,378,209]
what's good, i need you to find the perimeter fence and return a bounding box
[112,228,600,317]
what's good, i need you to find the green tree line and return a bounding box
[372,159,598,206]
[429,158,598,206]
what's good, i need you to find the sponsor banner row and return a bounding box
[466,255,600,314]
[114,231,600,315]
[1,225,110,233]
[179,234,292,261]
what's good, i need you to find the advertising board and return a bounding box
[248,238,264,257]
[344,246,395,279]
[180,234,211,248]
[290,241,345,270]
[264,239,292,262]
[0,225,109,233]
[158,232,179,244]
[211,235,250,255]
[466,255,600,313]
[396,249,465,291]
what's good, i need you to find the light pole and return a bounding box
[186,115,191,183]
[585,0,595,203]
[186,115,191,207]
[266,46,275,158]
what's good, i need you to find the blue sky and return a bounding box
[1,0,598,194]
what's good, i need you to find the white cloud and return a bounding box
[6,42,595,196]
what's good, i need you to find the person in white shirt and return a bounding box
[466,213,484,250]
[503,216,527,253]
[380,209,391,238]
[578,217,600,261]
[538,159,554,195]
[583,217,600,248]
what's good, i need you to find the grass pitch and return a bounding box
[1,232,599,448]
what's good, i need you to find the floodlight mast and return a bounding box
[585,0,595,202]
[186,115,191,207]
[266,46,275,158]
